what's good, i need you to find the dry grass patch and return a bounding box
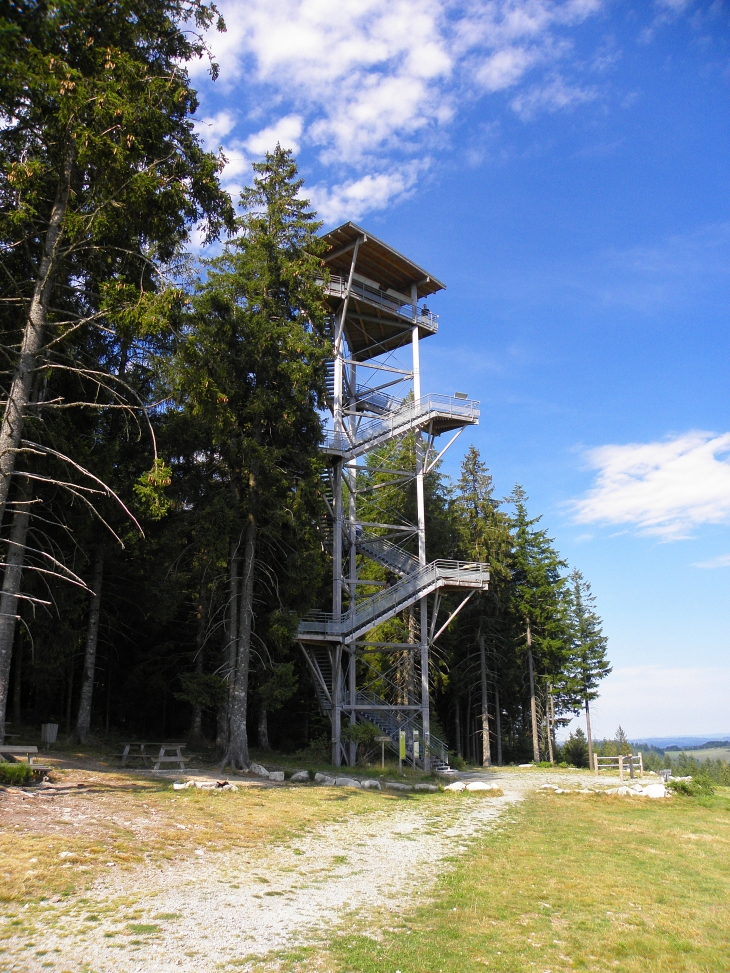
[0,768,405,905]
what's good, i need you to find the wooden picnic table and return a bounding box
[118,742,188,771]
[0,745,52,772]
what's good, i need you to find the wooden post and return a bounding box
[638,752,644,777]
[619,755,624,781]
[594,752,599,775]
[629,754,635,779]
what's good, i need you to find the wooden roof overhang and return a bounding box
[320,222,446,361]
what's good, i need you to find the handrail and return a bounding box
[319,275,439,332]
[358,533,419,575]
[324,393,480,454]
[299,559,488,638]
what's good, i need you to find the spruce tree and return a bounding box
[176,146,329,770]
[565,569,611,769]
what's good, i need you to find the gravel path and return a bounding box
[3,769,611,972]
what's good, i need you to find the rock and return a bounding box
[465,781,498,793]
[173,781,193,790]
[290,770,310,783]
[444,781,466,792]
[518,763,534,768]
[643,783,668,799]
[360,779,381,790]
[249,762,270,779]
[384,781,413,792]
[314,772,336,785]
[414,783,438,792]
[616,786,631,796]
[220,783,238,792]
[268,771,285,782]
[335,777,361,787]
[540,783,559,790]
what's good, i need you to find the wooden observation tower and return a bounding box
[297,223,489,770]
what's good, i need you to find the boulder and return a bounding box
[361,779,381,790]
[414,783,438,793]
[385,781,413,792]
[268,771,285,782]
[643,783,668,799]
[335,777,361,787]
[314,772,336,785]
[290,770,310,783]
[466,781,499,793]
[249,762,270,779]
[444,781,466,792]
[173,780,193,790]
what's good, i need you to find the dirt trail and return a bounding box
[2,770,603,972]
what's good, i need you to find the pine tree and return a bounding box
[176,146,329,770]
[565,569,611,770]
[507,486,568,762]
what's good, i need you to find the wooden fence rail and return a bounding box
[593,752,644,780]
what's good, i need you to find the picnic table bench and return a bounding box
[0,745,52,773]
[117,742,189,771]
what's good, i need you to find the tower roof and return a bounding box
[321,222,446,300]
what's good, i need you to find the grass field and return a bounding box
[277,787,730,973]
[665,746,730,764]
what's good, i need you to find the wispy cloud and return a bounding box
[191,0,608,222]
[693,553,730,569]
[571,431,730,540]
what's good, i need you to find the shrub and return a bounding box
[0,762,33,786]
[668,774,715,797]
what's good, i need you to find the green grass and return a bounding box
[0,761,33,786]
[283,787,730,973]
[665,747,730,763]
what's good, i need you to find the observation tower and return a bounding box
[297,223,489,770]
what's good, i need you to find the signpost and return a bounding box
[399,730,406,774]
[376,735,391,769]
[413,730,419,769]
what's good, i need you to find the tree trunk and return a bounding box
[217,537,240,751]
[526,621,539,762]
[189,578,207,743]
[74,545,104,744]
[465,683,472,762]
[258,707,270,750]
[12,639,22,730]
[223,506,256,771]
[494,684,502,765]
[0,475,33,741]
[585,696,594,770]
[0,143,74,527]
[454,696,462,757]
[65,655,75,734]
[478,632,491,766]
[546,689,554,764]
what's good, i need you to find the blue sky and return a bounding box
[188,0,730,740]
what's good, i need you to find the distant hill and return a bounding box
[631,735,730,751]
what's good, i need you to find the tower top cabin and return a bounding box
[320,222,445,362]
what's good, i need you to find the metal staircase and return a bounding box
[298,222,489,770]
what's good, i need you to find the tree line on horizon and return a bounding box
[0,0,611,769]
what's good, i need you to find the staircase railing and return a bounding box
[323,393,479,455]
[299,559,488,640]
[357,534,419,576]
[355,690,450,766]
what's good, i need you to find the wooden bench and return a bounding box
[0,745,52,773]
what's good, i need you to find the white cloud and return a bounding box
[572,431,730,540]
[196,110,238,149]
[693,554,730,569]
[510,74,597,118]
[244,114,304,156]
[309,166,422,224]
[562,666,730,740]
[188,0,606,221]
